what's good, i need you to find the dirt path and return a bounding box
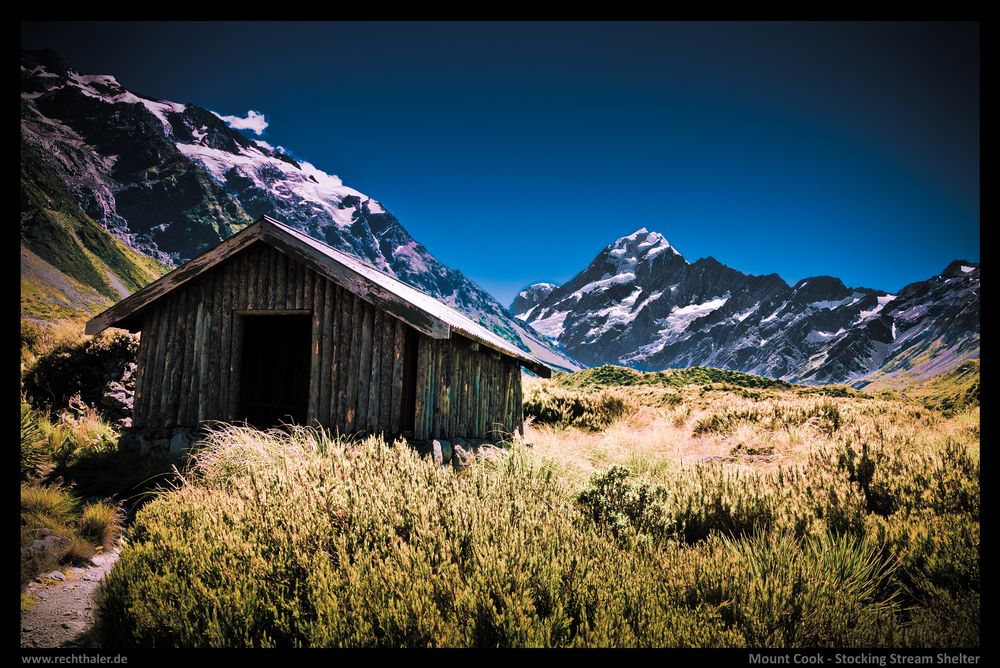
[20,550,120,649]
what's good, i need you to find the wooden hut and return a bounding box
[86,215,551,451]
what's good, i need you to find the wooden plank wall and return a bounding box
[131,242,524,439]
[412,335,521,440]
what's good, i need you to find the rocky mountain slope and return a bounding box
[513,229,979,386]
[20,49,578,371]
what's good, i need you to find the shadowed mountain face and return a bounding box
[513,228,979,386]
[20,49,579,371]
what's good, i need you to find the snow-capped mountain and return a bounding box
[514,228,979,385]
[20,49,578,372]
[509,282,559,322]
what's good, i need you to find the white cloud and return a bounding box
[212,109,268,135]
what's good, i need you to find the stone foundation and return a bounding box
[118,426,200,459]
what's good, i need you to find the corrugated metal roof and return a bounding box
[87,215,552,376]
[261,217,550,373]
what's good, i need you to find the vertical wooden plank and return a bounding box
[515,365,524,436]
[147,302,169,426]
[230,250,249,314]
[344,295,362,433]
[412,332,427,439]
[308,274,324,425]
[428,339,439,439]
[452,341,461,438]
[319,278,335,427]
[379,315,394,432]
[228,311,243,421]
[292,258,302,310]
[482,353,489,438]
[161,293,183,427]
[447,340,457,438]
[139,305,158,426]
[265,246,276,310]
[142,306,163,426]
[507,360,517,436]
[270,246,280,309]
[461,343,470,437]
[431,339,444,439]
[186,282,204,425]
[453,341,463,438]
[487,355,497,439]
[357,302,374,433]
[208,272,223,420]
[260,245,271,309]
[428,336,439,438]
[255,245,267,310]
[327,284,341,434]
[368,309,383,434]
[131,314,155,428]
[505,360,514,437]
[175,287,195,426]
[209,272,225,420]
[334,290,350,434]
[276,251,288,310]
[260,246,278,309]
[196,287,211,424]
[302,261,313,307]
[496,359,505,437]
[219,262,233,420]
[472,350,480,438]
[391,320,405,436]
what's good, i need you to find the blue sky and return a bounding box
[21,21,979,306]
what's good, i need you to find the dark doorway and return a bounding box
[400,326,418,434]
[238,314,312,428]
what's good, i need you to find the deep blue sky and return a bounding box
[21,21,979,306]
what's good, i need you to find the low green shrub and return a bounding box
[22,330,138,420]
[523,386,636,431]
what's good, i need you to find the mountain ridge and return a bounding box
[513,228,978,386]
[20,49,580,372]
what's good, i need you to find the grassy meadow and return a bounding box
[93,364,979,648]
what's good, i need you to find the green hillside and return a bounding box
[20,139,168,321]
[553,364,793,390]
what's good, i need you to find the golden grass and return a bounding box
[523,376,979,486]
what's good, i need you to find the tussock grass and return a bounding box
[20,484,126,588]
[100,404,978,647]
[21,399,48,481]
[79,501,125,550]
[523,384,636,431]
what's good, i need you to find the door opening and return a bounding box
[400,327,418,434]
[237,314,312,428]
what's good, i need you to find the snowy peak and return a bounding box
[510,282,560,320]
[607,228,682,267]
[942,260,979,278]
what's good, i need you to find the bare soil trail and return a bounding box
[20,550,120,649]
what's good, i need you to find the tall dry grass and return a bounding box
[99,384,978,648]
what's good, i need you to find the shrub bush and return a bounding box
[22,330,138,421]
[523,386,636,431]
